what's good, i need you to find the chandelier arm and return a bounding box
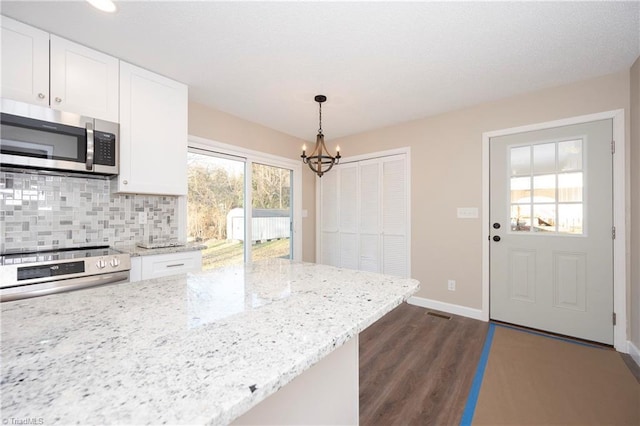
[307,135,324,158]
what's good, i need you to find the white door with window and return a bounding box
[490,119,613,344]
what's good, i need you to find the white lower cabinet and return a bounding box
[129,257,142,282]
[129,251,202,282]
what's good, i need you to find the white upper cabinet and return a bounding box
[50,35,119,122]
[0,17,119,122]
[118,61,188,195]
[1,16,49,106]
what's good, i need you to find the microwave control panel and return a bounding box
[94,131,116,166]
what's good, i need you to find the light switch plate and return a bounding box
[457,207,478,219]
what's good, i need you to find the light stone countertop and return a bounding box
[113,242,206,257]
[1,259,419,425]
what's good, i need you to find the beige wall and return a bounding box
[333,70,631,310]
[630,57,640,350]
[188,102,317,262]
[187,68,637,347]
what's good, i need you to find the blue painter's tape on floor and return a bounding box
[459,323,495,426]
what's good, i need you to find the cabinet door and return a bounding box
[1,16,49,106]
[359,160,380,273]
[320,169,340,267]
[339,164,359,270]
[50,35,119,122]
[129,257,142,283]
[381,156,408,277]
[118,61,188,195]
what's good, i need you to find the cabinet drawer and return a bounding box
[129,257,142,283]
[140,251,202,280]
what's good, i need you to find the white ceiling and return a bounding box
[1,1,639,141]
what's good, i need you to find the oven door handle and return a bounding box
[86,121,94,171]
[1,271,130,303]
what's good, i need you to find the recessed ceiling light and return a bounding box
[86,0,117,13]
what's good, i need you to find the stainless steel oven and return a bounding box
[0,246,131,302]
[0,99,119,176]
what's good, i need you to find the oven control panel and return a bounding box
[18,260,85,281]
[1,251,131,288]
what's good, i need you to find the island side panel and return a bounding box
[233,336,359,425]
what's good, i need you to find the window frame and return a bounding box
[506,137,588,237]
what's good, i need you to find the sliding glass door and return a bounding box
[251,162,293,262]
[187,151,245,269]
[186,143,300,270]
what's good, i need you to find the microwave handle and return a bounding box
[86,122,94,171]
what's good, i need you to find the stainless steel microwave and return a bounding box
[0,99,119,176]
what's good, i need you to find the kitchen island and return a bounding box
[1,259,419,425]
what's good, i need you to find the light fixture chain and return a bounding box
[318,101,322,134]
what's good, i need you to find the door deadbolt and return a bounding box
[493,236,501,242]
[493,223,500,229]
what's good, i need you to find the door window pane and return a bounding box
[251,163,292,261]
[558,204,583,234]
[533,143,556,174]
[558,172,583,202]
[511,204,531,232]
[510,146,531,175]
[533,174,556,201]
[510,177,531,203]
[187,152,245,270]
[558,140,582,171]
[532,204,556,232]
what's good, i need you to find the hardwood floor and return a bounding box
[359,302,489,425]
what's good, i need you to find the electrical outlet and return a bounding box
[138,211,147,225]
[448,280,456,291]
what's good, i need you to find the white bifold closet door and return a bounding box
[319,154,409,278]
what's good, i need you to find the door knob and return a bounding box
[493,223,501,229]
[493,236,501,242]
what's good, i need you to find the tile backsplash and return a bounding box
[0,170,179,253]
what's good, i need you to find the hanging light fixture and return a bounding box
[301,95,341,177]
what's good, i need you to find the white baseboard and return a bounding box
[628,340,640,368]
[407,296,484,321]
